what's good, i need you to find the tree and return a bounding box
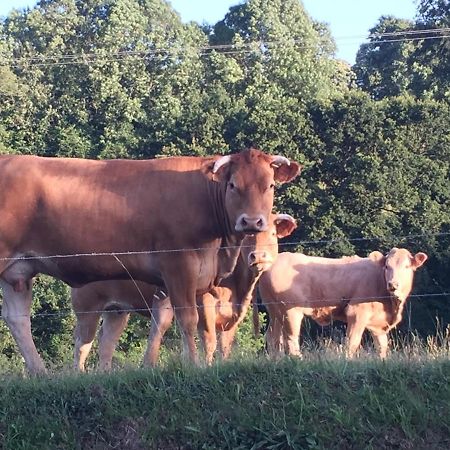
[354,16,417,100]
[354,2,450,101]
[207,0,352,157]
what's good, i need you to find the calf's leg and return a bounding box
[219,326,239,360]
[98,312,130,371]
[73,309,101,372]
[283,307,304,357]
[346,314,367,358]
[198,292,218,365]
[371,331,389,359]
[143,296,174,366]
[265,305,284,358]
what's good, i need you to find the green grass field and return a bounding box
[1,347,450,450]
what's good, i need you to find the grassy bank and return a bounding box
[1,357,450,449]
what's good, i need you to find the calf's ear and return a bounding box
[270,157,302,184]
[412,252,428,270]
[274,214,297,238]
[368,251,385,265]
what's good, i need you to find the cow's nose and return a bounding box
[236,214,268,233]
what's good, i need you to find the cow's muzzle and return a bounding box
[235,214,268,233]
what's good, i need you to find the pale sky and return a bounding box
[0,0,418,63]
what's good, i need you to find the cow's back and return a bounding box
[259,252,385,308]
[0,155,221,286]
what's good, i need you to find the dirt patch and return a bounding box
[81,418,147,450]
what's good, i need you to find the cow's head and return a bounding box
[210,148,301,234]
[241,213,297,273]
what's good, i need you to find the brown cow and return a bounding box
[72,213,297,370]
[0,149,300,373]
[258,248,427,358]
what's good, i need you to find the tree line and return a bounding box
[0,0,449,366]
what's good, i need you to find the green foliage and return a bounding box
[355,3,450,101]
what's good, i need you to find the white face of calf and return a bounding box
[383,247,428,301]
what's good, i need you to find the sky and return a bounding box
[0,0,418,63]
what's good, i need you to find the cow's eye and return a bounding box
[229,182,236,190]
[269,183,275,189]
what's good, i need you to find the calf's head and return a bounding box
[370,247,428,330]
[211,148,301,234]
[383,247,428,302]
[241,213,297,273]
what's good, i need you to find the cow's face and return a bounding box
[241,213,297,273]
[383,248,428,301]
[211,148,301,234]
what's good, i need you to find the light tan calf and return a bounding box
[72,214,297,370]
[258,248,427,358]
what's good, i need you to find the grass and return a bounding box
[0,354,450,450]
[1,314,450,449]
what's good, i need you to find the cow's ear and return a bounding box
[412,252,428,270]
[368,251,385,265]
[270,157,302,184]
[204,155,233,182]
[274,214,297,238]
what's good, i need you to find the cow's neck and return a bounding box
[384,297,406,330]
[208,179,236,239]
[208,179,244,285]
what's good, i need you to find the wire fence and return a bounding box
[0,231,448,263]
[0,229,448,320]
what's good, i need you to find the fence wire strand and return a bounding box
[0,231,448,263]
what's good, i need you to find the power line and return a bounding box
[0,28,449,67]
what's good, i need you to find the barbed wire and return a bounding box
[0,231,447,263]
[0,292,448,321]
[0,27,449,68]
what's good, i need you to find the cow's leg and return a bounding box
[73,310,101,372]
[198,292,217,365]
[163,267,200,365]
[371,332,389,359]
[143,296,174,366]
[177,302,200,364]
[0,279,46,374]
[98,312,130,371]
[283,308,303,357]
